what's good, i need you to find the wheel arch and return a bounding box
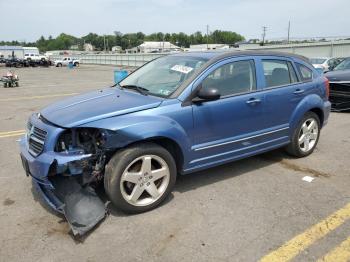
[108,136,184,173]
[309,107,324,127]
[289,94,325,132]
[144,136,184,172]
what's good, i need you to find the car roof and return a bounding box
[171,50,310,63]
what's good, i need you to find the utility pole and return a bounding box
[262,26,267,46]
[287,21,291,44]
[103,35,106,52]
[206,24,209,50]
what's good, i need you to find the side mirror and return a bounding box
[194,85,221,102]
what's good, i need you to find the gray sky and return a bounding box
[1,0,349,42]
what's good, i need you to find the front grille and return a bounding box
[28,123,47,157]
[330,83,350,93]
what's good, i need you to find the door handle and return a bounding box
[246,98,261,104]
[293,89,305,94]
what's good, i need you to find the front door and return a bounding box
[190,58,267,168]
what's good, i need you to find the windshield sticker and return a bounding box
[171,65,193,74]
[159,89,172,96]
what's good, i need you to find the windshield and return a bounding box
[310,58,327,64]
[119,55,208,97]
[333,58,350,71]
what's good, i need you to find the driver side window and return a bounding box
[202,60,256,97]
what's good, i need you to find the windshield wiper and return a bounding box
[120,84,149,95]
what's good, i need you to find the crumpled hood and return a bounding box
[325,69,350,82]
[41,88,163,128]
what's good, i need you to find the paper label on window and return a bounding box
[171,65,193,74]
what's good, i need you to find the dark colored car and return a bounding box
[325,57,350,111]
[328,57,345,71]
[5,58,28,68]
[20,51,331,235]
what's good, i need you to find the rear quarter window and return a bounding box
[296,63,313,82]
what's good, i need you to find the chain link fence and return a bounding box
[50,53,165,67]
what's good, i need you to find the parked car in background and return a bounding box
[0,55,5,64]
[20,51,331,235]
[5,57,27,68]
[54,57,80,67]
[327,57,345,71]
[324,57,350,111]
[24,53,49,61]
[310,57,344,72]
[24,53,40,61]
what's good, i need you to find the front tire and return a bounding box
[104,143,177,213]
[286,112,320,157]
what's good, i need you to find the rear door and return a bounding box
[257,57,306,139]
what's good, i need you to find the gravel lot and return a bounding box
[0,65,349,262]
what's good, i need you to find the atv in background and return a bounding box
[1,70,19,87]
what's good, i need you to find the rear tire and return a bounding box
[286,112,320,157]
[104,142,177,213]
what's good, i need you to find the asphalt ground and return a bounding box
[0,65,349,262]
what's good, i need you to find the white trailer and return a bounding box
[0,46,39,59]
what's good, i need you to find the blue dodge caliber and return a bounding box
[20,51,331,235]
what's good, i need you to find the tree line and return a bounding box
[0,31,245,52]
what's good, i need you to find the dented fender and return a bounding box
[79,102,193,169]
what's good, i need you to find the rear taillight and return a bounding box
[323,76,330,99]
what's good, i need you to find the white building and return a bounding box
[233,40,261,49]
[137,41,180,53]
[84,43,94,52]
[188,44,230,51]
[111,46,122,53]
[70,44,79,50]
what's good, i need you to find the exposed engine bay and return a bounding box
[54,128,108,184]
[49,128,112,236]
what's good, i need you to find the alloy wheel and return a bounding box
[120,155,170,207]
[298,118,319,152]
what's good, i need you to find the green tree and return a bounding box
[1,30,245,52]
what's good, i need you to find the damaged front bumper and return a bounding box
[19,115,107,236]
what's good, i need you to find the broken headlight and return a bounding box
[55,128,108,154]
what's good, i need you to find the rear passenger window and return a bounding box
[296,63,313,82]
[262,60,297,88]
[202,60,256,97]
